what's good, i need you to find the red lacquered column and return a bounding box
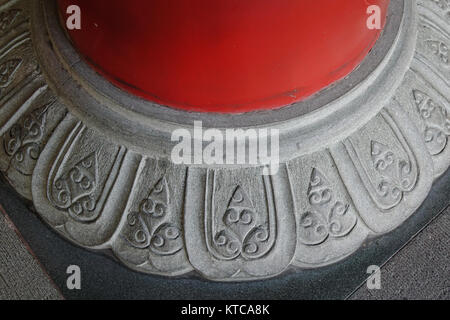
[58,0,389,113]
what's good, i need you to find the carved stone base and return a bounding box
[0,0,449,281]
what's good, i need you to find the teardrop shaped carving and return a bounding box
[412,89,450,155]
[49,152,99,222]
[0,58,22,96]
[298,169,357,246]
[210,185,273,260]
[426,39,449,65]
[0,9,21,35]
[125,177,183,256]
[3,101,54,174]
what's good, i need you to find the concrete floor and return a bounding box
[349,205,449,300]
[0,204,62,300]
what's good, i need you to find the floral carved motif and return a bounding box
[298,169,357,246]
[344,110,420,212]
[426,40,449,65]
[413,90,450,155]
[0,9,20,34]
[429,0,450,19]
[3,102,53,174]
[49,152,99,222]
[370,140,417,207]
[209,185,274,261]
[0,58,22,97]
[125,177,183,256]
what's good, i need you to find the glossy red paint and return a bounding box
[58,0,389,113]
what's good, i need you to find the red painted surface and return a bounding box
[58,0,389,113]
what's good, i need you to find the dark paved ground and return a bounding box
[0,169,448,300]
[0,204,62,300]
[349,205,449,300]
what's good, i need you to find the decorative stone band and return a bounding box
[0,0,448,281]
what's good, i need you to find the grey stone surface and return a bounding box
[396,68,450,177]
[1,170,448,299]
[0,0,448,282]
[112,158,193,277]
[287,150,369,268]
[418,0,450,22]
[0,204,62,300]
[330,104,434,234]
[0,92,67,199]
[184,167,296,281]
[349,205,450,300]
[32,114,141,248]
